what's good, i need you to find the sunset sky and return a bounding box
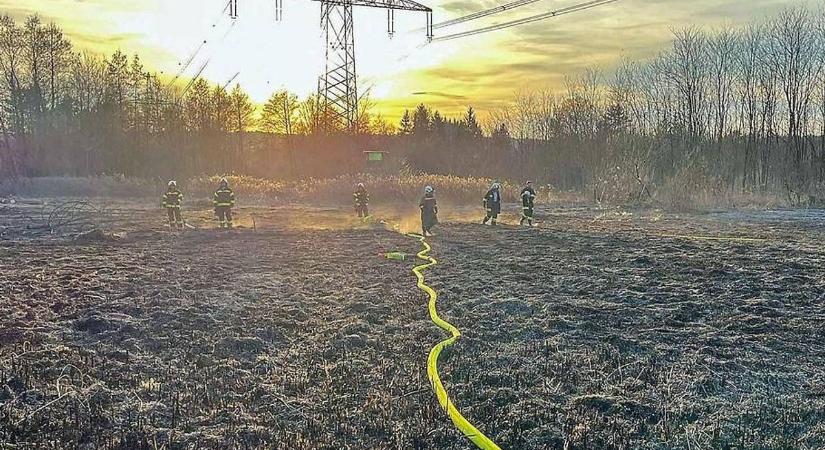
[1,0,820,122]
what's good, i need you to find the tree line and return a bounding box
[3,6,825,205]
[477,6,825,203]
[0,14,392,180]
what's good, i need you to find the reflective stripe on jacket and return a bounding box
[162,190,183,208]
[213,188,235,207]
[354,190,369,206]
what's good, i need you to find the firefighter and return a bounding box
[353,183,370,218]
[520,181,537,227]
[482,181,502,225]
[213,177,235,229]
[162,180,184,230]
[419,185,438,237]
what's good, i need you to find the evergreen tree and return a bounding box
[412,103,430,135]
[399,109,413,135]
[463,106,482,138]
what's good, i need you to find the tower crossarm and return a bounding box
[310,0,431,13]
[230,0,432,132]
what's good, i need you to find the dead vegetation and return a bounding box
[1,203,823,449]
[0,174,583,209]
[0,199,134,241]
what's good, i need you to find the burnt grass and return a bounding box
[1,204,824,449]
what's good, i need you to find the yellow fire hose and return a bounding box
[408,233,502,450]
[656,233,766,243]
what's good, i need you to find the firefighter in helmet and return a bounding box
[162,180,184,230]
[520,181,537,227]
[419,185,438,237]
[213,177,236,229]
[353,183,370,218]
[482,181,502,226]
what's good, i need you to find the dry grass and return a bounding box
[1,172,792,212]
[0,175,584,207]
[590,163,787,212]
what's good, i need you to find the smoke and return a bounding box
[243,204,508,234]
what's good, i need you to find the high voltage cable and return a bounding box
[180,19,239,96]
[181,57,213,96]
[419,0,548,32]
[168,0,233,87]
[432,0,620,42]
[178,13,240,96]
[170,40,207,85]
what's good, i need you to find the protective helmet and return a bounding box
[491,182,501,190]
[357,182,365,189]
[168,180,177,188]
[424,185,434,194]
[526,180,533,185]
[219,177,228,187]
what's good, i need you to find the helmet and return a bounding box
[424,185,434,194]
[357,183,365,189]
[219,177,228,187]
[168,180,177,188]
[491,182,501,190]
[526,180,533,185]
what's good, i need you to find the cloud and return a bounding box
[439,0,499,15]
[412,91,470,100]
[70,30,140,47]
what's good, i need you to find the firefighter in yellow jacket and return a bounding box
[162,180,184,230]
[213,178,236,228]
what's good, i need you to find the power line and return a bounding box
[176,17,239,96]
[432,0,620,42]
[181,58,213,96]
[169,40,207,85]
[420,0,547,32]
[222,71,241,90]
[167,1,233,88]
[178,15,241,96]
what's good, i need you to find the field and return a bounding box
[1,199,824,449]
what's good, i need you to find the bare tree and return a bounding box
[707,27,738,145]
[260,89,299,135]
[768,8,822,175]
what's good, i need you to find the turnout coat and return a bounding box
[419,194,438,229]
[483,188,502,215]
[521,186,536,209]
[353,188,369,207]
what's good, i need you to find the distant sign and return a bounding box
[364,151,387,162]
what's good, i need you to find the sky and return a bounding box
[0,0,820,122]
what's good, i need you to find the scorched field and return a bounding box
[1,202,823,449]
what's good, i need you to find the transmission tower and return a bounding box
[232,0,432,132]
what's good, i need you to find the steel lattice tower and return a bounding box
[231,0,432,132]
[320,2,358,130]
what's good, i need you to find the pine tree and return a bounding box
[431,111,445,135]
[412,103,430,135]
[463,106,482,138]
[399,109,413,135]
